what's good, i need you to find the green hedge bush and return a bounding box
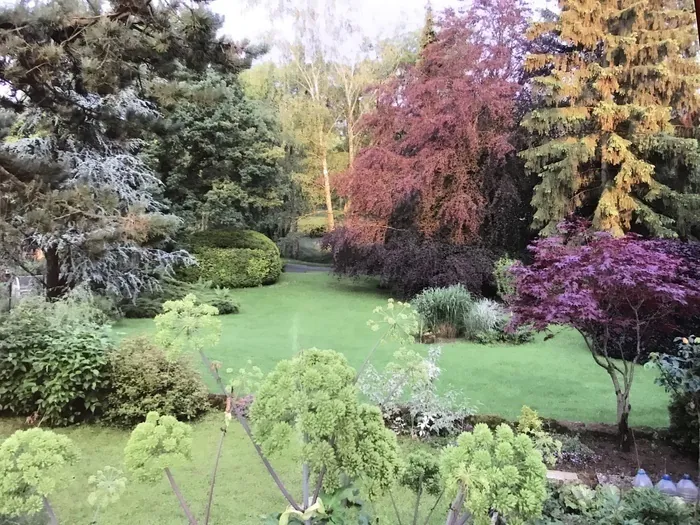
[183,229,282,288]
[102,337,211,427]
[0,299,112,426]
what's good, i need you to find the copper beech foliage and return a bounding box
[339,0,529,244]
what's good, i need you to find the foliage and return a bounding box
[124,412,193,484]
[183,229,283,287]
[441,423,548,525]
[538,485,694,525]
[250,349,400,495]
[554,434,598,467]
[494,256,518,301]
[121,278,239,319]
[521,0,700,238]
[463,299,505,340]
[154,294,222,358]
[324,228,496,298]
[277,233,332,264]
[0,298,112,425]
[366,299,420,343]
[150,72,288,232]
[412,284,473,338]
[0,428,79,518]
[517,406,561,468]
[102,337,210,428]
[87,466,127,511]
[339,3,530,245]
[649,335,700,457]
[359,347,476,438]
[0,0,254,299]
[510,220,700,448]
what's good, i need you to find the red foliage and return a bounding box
[339,1,529,244]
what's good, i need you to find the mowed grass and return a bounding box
[0,415,441,525]
[115,271,669,428]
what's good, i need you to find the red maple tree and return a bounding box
[339,0,529,244]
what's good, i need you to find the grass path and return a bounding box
[116,272,669,427]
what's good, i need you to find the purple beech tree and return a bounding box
[509,220,700,450]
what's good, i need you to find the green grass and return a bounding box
[0,415,440,525]
[115,272,669,428]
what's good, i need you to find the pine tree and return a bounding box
[0,0,256,298]
[521,0,700,238]
[419,3,437,50]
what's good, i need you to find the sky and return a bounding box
[212,0,555,54]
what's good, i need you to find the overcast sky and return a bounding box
[212,0,555,53]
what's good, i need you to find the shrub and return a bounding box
[412,284,473,337]
[463,298,504,338]
[121,278,239,318]
[493,256,518,301]
[517,406,561,468]
[0,299,112,425]
[102,337,210,427]
[324,228,496,298]
[555,434,598,466]
[182,229,282,288]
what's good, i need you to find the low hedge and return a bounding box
[182,230,282,288]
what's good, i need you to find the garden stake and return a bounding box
[164,467,198,525]
[204,426,227,525]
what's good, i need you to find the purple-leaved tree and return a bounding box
[510,220,700,450]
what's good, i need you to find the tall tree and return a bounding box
[148,73,288,232]
[521,0,700,237]
[339,1,530,244]
[0,0,254,298]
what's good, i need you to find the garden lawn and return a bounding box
[116,272,669,428]
[0,415,441,525]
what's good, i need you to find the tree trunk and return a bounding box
[348,114,356,169]
[617,393,632,452]
[321,147,335,231]
[44,246,66,300]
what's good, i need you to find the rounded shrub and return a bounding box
[183,229,282,288]
[102,337,211,427]
[0,299,112,426]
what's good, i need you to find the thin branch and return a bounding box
[204,427,227,525]
[423,488,444,525]
[412,477,423,525]
[311,466,325,504]
[43,497,58,525]
[164,467,198,525]
[355,327,390,382]
[389,490,405,525]
[199,350,302,511]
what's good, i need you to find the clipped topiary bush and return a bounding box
[102,337,211,427]
[182,229,282,288]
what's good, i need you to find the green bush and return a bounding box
[493,256,518,301]
[102,337,211,427]
[183,229,282,288]
[0,299,112,426]
[412,284,474,338]
[121,278,239,318]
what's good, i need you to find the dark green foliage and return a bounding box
[183,229,282,287]
[667,393,698,455]
[151,73,290,232]
[102,337,211,428]
[0,300,112,426]
[121,278,239,318]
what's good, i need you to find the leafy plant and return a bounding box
[250,349,400,497]
[0,299,112,425]
[391,450,444,525]
[554,434,598,467]
[358,346,475,438]
[441,423,548,525]
[87,466,127,523]
[463,298,504,340]
[493,256,517,301]
[0,428,79,520]
[517,406,561,468]
[154,294,221,358]
[412,284,473,338]
[124,412,196,524]
[102,337,210,427]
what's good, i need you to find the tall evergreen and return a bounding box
[521,0,700,237]
[419,3,437,50]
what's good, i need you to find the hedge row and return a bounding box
[181,229,282,288]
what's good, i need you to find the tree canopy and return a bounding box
[521,0,700,238]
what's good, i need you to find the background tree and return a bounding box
[149,73,289,232]
[0,0,255,298]
[521,0,700,237]
[509,220,700,449]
